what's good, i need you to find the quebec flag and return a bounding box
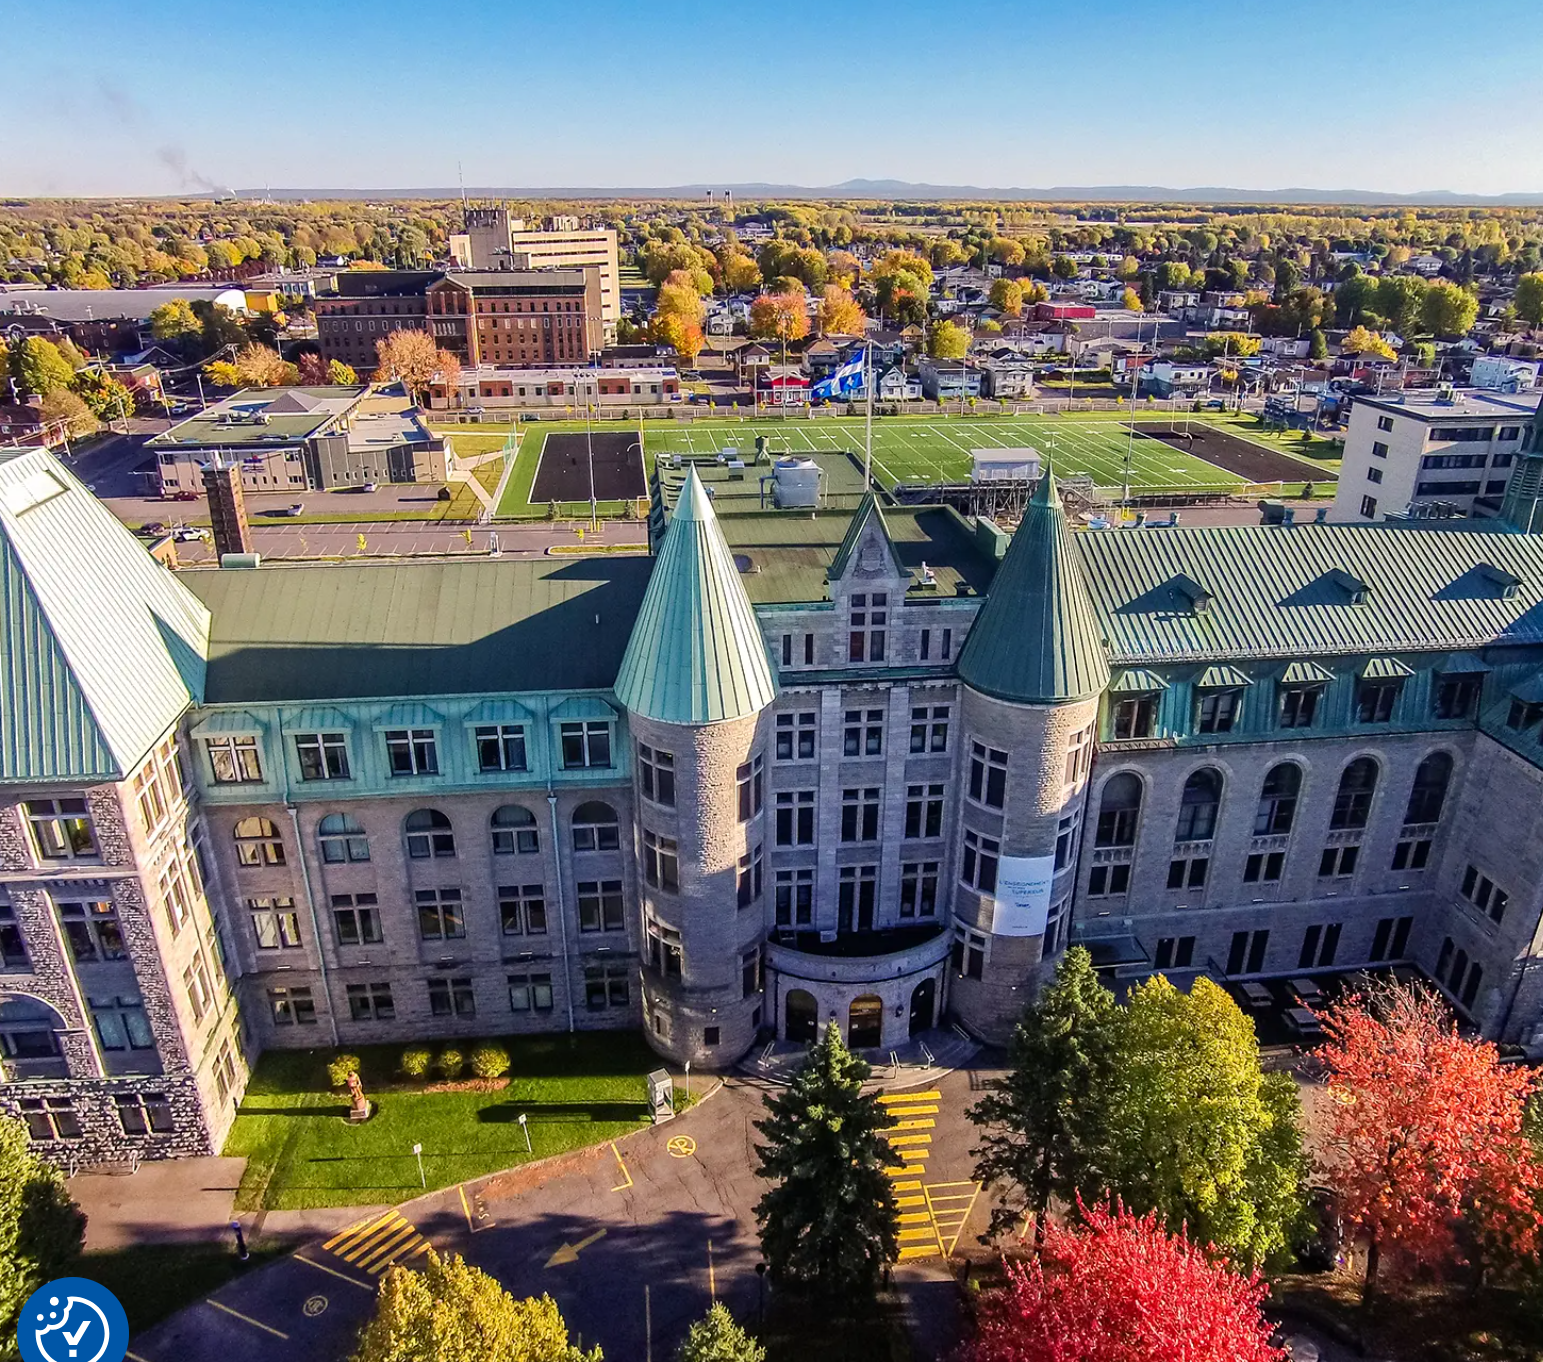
[812,349,867,402]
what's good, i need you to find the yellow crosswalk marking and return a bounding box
[357,1224,417,1271]
[324,1211,393,1251]
[879,1090,941,1103]
[892,1180,922,1192]
[888,1133,932,1146]
[887,1164,927,1177]
[898,1245,938,1261]
[896,1195,926,1208]
[899,1212,932,1225]
[892,1118,936,1131]
[323,1209,431,1275]
[884,1105,939,1117]
[898,1227,937,1242]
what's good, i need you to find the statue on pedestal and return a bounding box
[346,1070,371,1122]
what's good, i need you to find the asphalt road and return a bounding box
[130,1067,993,1362]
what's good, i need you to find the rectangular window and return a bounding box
[742,948,762,998]
[18,1096,82,1142]
[1243,851,1285,883]
[0,904,28,969]
[899,861,939,917]
[1317,845,1360,878]
[1371,439,1390,457]
[837,865,877,932]
[1278,685,1321,729]
[428,977,476,1017]
[1460,864,1509,922]
[508,971,555,1013]
[1226,929,1270,975]
[577,879,625,933]
[961,829,1000,893]
[642,830,679,892]
[183,951,214,1021]
[158,855,196,933]
[134,760,167,831]
[1376,415,1394,432]
[476,725,527,773]
[1166,857,1209,890]
[205,736,263,784]
[843,708,885,757]
[775,791,816,846]
[1053,811,1081,871]
[647,918,683,977]
[584,964,630,1011]
[1433,675,1481,720]
[1196,689,1240,734]
[840,787,881,842]
[775,712,817,761]
[416,887,465,940]
[1356,680,1400,724]
[498,883,547,936]
[268,985,318,1026]
[942,628,953,660]
[1360,495,1378,519]
[89,993,153,1051]
[115,1092,175,1136]
[952,926,986,979]
[25,798,98,861]
[56,899,125,962]
[774,868,814,927]
[1391,839,1432,871]
[1298,922,1342,969]
[638,744,676,805]
[385,728,438,776]
[1366,466,1383,485]
[909,705,951,754]
[736,754,765,821]
[346,982,394,1021]
[904,784,945,839]
[1064,723,1095,787]
[1087,863,1131,896]
[1369,915,1413,962]
[249,896,301,950]
[331,892,382,946]
[919,628,930,661]
[736,845,764,907]
[847,592,887,662]
[1154,935,1195,970]
[1505,698,1543,732]
[968,741,1008,809]
[1111,695,1156,740]
[561,720,612,769]
[295,732,350,781]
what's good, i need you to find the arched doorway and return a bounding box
[848,995,883,1050]
[784,989,818,1043]
[908,979,936,1038]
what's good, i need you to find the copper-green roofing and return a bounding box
[1074,521,1543,664]
[957,471,1111,704]
[0,450,209,782]
[828,493,908,582]
[183,556,651,703]
[613,466,778,725]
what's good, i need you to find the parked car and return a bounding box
[166,490,200,502]
[280,503,305,516]
[173,526,211,542]
[361,482,379,493]
[139,521,168,535]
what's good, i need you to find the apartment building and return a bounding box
[462,208,621,341]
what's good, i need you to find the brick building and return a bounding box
[9,410,1543,1161]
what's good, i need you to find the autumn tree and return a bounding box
[816,285,865,337]
[374,328,455,402]
[718,251,761,294]
[1420,279,1479,336]
[0,1116,86,1361]
[1514,271,1543,327]
[39,389,97,440]
[351,1251,599,1362]
[675,1302,764,1362]
[747,292,809,347]
[754,1024,899,1299]
[989,278,1024,317]
[1374,273,1428,334]
[1342,325,1397,361]
[296,352,329,385]
[11,337,76,396]
[928,320,969,360]
[149,297,201,343]
[71,368,136,421]
[652,278,708,363]
[870,250,933,323]
[232,343,289,387]
[961,1204,1284,1362]
[1316,982,1543,1300]
[970,948,1118,1238]
[1120,287,1144,312]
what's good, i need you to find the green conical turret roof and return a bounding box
[614,466,778,724]
[957,469,1110,704]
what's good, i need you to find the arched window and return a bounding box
[233,816,285,867]
[1094,773,1142,847]
[1174,769,1222,842]
[491,805,539,855]
[1254,763,1302,836]
[318,813,369,863]
[572,801,620,852]
[1330,758,1379,830]
[405,809,455,860]
[1405,752,1453,825]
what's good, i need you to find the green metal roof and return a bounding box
[184,556,652,703]
[1196,664,1252,688]
[828,493,907,582]
[1109,668,1169,693]
[0,450,209,783]
[1361,656,1415,680]
[1281,660,1335,684]
[613,466,778,725]
[1075,522,1543,665]
[957,470,1110,705]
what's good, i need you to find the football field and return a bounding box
[639,415,1260,494]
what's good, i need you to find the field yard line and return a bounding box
[929,424,976,456]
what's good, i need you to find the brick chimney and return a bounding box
[201,461,253,560]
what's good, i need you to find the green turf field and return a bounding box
[637,414,1255,495]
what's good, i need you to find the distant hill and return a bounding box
[236,179,1543,206]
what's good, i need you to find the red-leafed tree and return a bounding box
[1316,981,1543,1300]
[961,1203,1284,1362]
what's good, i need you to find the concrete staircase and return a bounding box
[738,1023,980,1090]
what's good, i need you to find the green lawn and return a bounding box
[225,1033,659,1212]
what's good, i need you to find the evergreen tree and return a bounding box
[0,1116,86,1362]
[675,1302,764,1362]
[753,1024,899,1298]
[969,948,1119,1238]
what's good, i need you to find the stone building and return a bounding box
[9,410,1543,1160]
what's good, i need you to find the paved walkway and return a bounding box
[70,1157,247,1252]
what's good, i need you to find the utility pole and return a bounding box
[863,340,874,490]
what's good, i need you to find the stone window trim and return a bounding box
[24,797,99,863]
[967,740,1008,811]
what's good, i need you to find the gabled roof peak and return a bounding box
[828,491,907,584]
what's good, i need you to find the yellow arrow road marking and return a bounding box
[545,1227,608,1268]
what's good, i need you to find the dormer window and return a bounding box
[1170,573,1213,615]
[1474,563,1521,599]
[1325,568,1371,606]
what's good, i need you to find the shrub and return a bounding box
[437,1047,466,1080]
[400,1046,432,1079]
[470,1043,510,1080]
[326,1054,362,1089]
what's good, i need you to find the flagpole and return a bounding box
[863,340,873,491]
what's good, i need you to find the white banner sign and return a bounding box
[991,855,1056,937]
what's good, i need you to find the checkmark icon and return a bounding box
[63,1320,92,1347]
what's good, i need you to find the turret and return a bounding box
[951,469,1109,1039]
[613,467,778,1065]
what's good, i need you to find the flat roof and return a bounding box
[148,387,366,449]
[183,556,653,703]
[1356,389,1539,421]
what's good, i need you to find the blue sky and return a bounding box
[5,0,1543,197]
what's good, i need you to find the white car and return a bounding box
[174,526,212,543]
